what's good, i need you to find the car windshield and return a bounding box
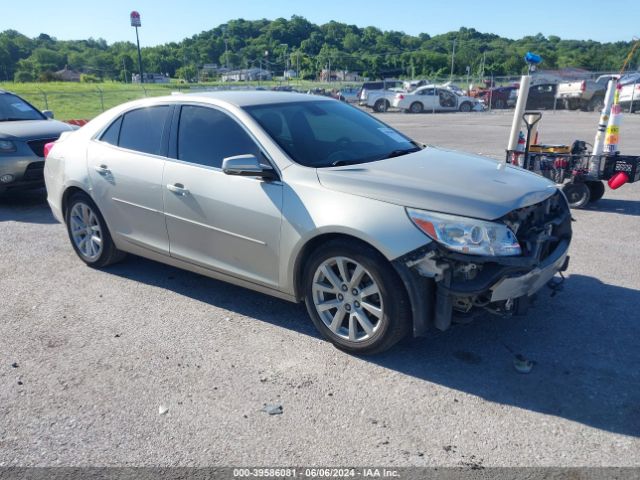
[244,100,419,167]
[0,93,45,121]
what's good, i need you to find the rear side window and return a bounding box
[99,116,122,145]
[177,105,260,169]
[118,106,169,155]
[363,82,383,90]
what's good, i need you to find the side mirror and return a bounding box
[222,154,277,180]
[42,110,54,119]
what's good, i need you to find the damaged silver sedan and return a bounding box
[44,91,571,354]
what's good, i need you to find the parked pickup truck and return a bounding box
[619,73,640,113]
[555,79,607,111]
[361,85,405,112]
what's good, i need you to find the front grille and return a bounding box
[23,162,45,181]
[27,138,58,158]
[502,191,572,262]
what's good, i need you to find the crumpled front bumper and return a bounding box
[489,241,569,302]
[393,185,572,337]
[393,238,570,337]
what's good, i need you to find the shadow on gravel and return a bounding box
[0,189,57,224]
[374,274,640,438]
[106,255,318,337]
[585,198,640,217]
[107,255,640,437]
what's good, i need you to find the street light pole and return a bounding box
[449,38,456,82]
[130,11,144,84]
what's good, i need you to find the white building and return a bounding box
[221,68,272,82]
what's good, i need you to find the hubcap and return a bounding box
[69,202,103,261]
[312,256,383,343]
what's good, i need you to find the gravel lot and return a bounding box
[1,110,639,467]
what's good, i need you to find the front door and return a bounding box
[87,105,172,254]
[162,104,283,288]
[437,89,458,111]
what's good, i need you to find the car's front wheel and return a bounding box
[303,240,410,354]
[65,192,125,268]
[459,102,472,112]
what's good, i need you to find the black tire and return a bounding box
[303,239,411,354]
[65,191,125,268]
[409,102,423,114]
[374,99,389,113]
[562,182,591,209]
[586,180,605,202]
[459,102,472,112]
[589,96,604,112]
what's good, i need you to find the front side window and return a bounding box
[118,106,169,155]
[177,105,260,169]
[245,100,418,168]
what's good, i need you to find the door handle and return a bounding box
[166,183,190,196]
[94,165,111,175]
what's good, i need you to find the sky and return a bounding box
[2,0,639,46]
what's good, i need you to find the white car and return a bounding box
[392,85,478,113]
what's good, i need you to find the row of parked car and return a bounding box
[349,73,640,114]
[355,80,482,113]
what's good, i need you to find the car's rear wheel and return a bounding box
[459,102,472,112]
[303,240,410,354]
[374,99,389,113]
[65,192,125,268]
[409,102,423,114]
[589,96,605,112]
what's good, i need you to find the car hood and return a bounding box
[0,119,74,141]
[316,146,558,220]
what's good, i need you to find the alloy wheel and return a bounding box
[69,202,103,261]
[311,256,384,342]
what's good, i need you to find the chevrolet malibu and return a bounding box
[44,92,571,354]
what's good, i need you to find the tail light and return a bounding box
[636,84,640,90]
[43,142,55,159]
[580,81,586,93]
[397,94,404,100]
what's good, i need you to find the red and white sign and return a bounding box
[130,11,141,27]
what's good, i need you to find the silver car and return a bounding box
[44,92,571,354]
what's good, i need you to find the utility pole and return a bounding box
[449,38,456,82]
[224,38,229,70]
[130,11,144,84]
[122,57,128,83]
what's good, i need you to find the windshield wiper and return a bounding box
[383,147,421,159]
[331,159,365,167]
[0,117,34,122]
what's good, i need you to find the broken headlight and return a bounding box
[406,208,521,257]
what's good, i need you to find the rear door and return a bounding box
[162,104,283,287]
[414,87,436,111]
[87,105,172,254]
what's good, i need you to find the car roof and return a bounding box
[170,90,330,107]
